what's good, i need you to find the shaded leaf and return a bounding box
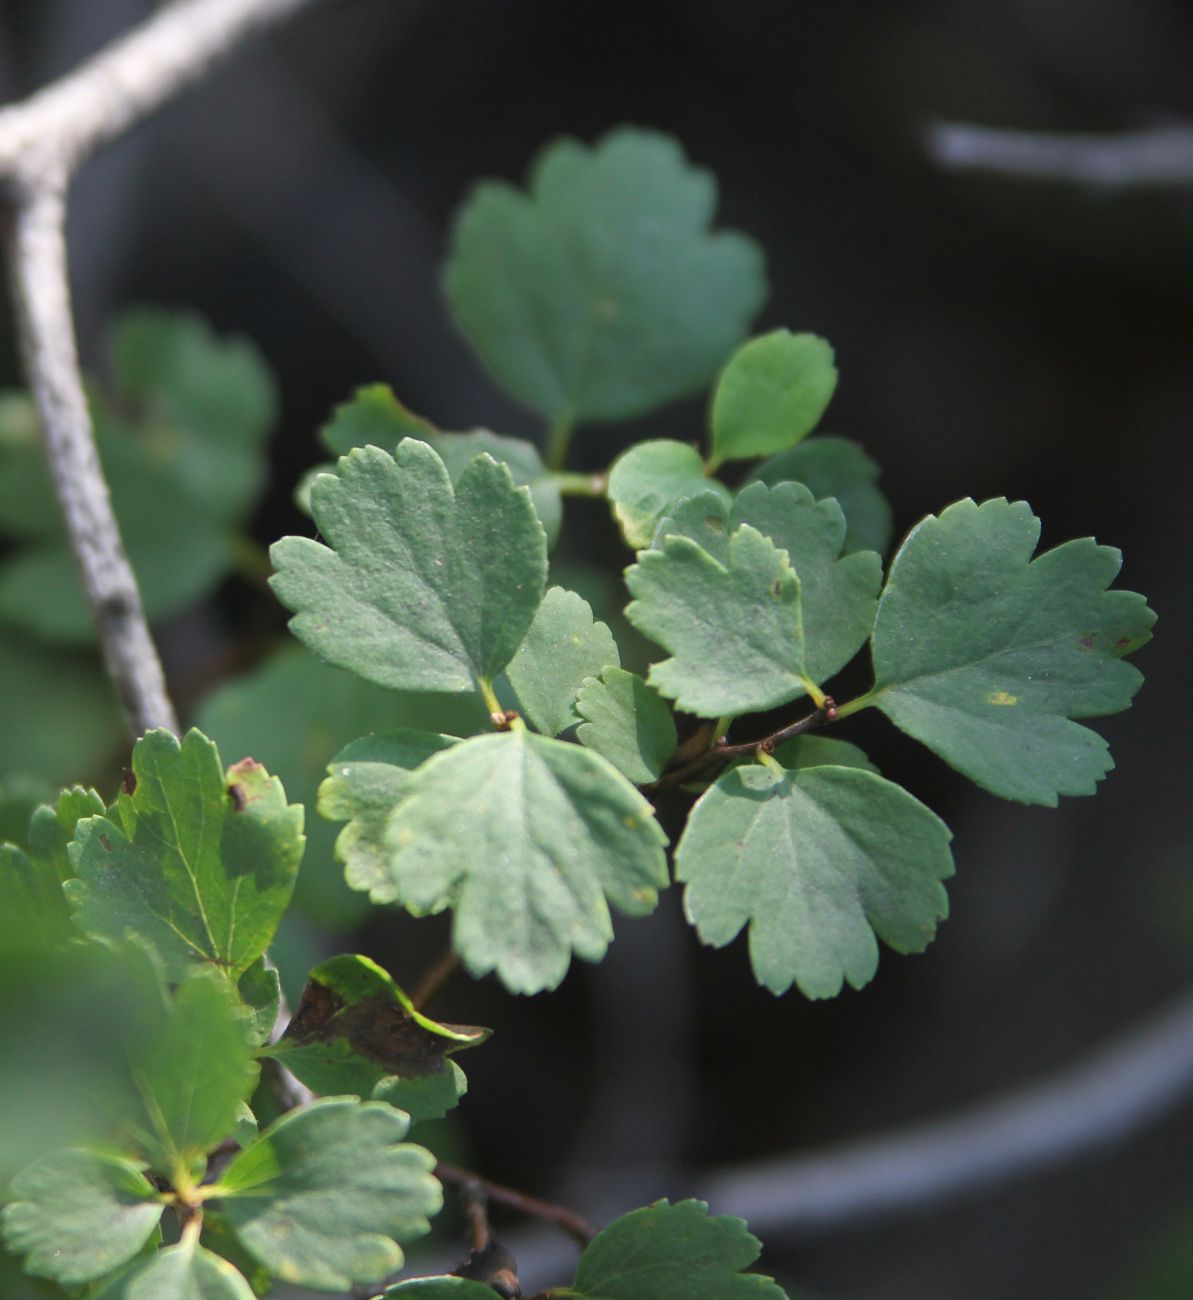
[320,387,562,548]
[1,1150,164,1285]
[748,435,892,555]
[214,1098,441,1290]
[386,1279,498,1299]
[271,441,547,693]
[265,953,487,1122]
[0,843,72,949]
[570,1199,788,1300]
[868,498,1155,804]
[319,730,461,899]
[109,308,276,524]
[27,785,106,881]
[608,440,731,551]
[90,1236,255,1300]
[710,330,836,465]
[362,730,668,993]
[67,729,304,981]
[676,760,953,997]
[576,667,677,784]
[506,587,620,735]
[321,384,437,457]
[124,970,259,1175]
[654,480,881,688]
[237,960,281,1047]
[625,525,808,717]
[0,773,53,849]
[445,127,766,424]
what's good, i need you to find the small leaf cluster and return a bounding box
[0,125,1155,1300]
[0,732,450,1295]
[268,126,1153,1001]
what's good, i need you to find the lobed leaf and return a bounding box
[625,525,808,716]
[748,435,892,555]
[569,1198,789,1300]
[868,497,1155,804]
[676,759,953,997]
[351,729,668,994]
[90,1236,255,1300]
[576,667,678,784]
[1,1149,164,1285]
[506,587,620,736]
[608,439,731,551]
[320,386,562,547]
[271,441,547,693]
[654,479,881,689]
[67,729,304,981]
[319,730,460,899]
[214,1097,441,1291]
[710,329,837,465]
[445,127,766,425]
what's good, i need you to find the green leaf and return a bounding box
[1,1149,164,1285]
[0,631,121,784]
[67,729,304,981]
[386,1279,498,1299]
[569,1199,789,1300]
[654,480,881,689]
[867,498,1155,805]
[265,954,487,1122]
[608,440,731,551]
[710,330,837,465]
[0,312,276,644]
[748,435,892,555]
[363,730,668,993]
[769,734,877,773]
[27,785,106,881]
[319,730,461,899]
[320,387,563,549]
[237,960,281,1047]
[576,667,678,784]
[676,760,953,997]
[321,384,437,457]
[506,587,620,735]
[0,843,72,949]
[197,644,486,930]
[109,308,276,524]
[445,127,766,425]
[214,1097,441,1291]
[270,441,548,693]
[124,970,259,1175]
[90,1236,256,1300]
[626,525,808,717]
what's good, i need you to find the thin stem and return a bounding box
[552,469,607,497]
[435,1162,597,1247]
[410,947,461,1012]
[648,701,834,793]
[545,415,575,472]
[831,689,878,721]
[4,188,178,736]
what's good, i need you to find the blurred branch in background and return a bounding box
[0,0,319,737]
[427,983,1193,1292]
[926,120,1193,187]
[703,982,1193,1236]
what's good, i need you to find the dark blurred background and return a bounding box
[3,2,1193,1297]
